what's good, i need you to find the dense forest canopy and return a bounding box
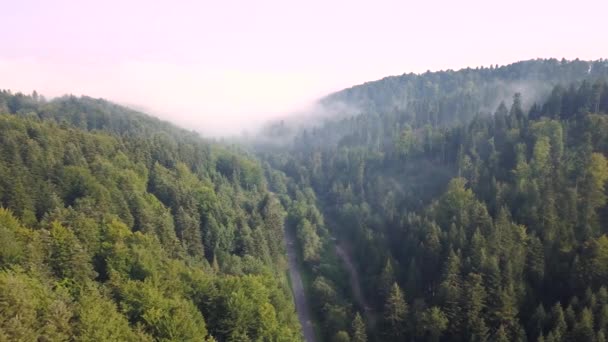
[260,59,608,149]
[0,92,301,341]
[1,58,608,342]
[257,58,608,342]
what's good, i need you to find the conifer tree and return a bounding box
[352,312,367,342]
[384,282,408,341]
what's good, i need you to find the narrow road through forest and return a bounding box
[334,241,376,328]
[285,228,316,342]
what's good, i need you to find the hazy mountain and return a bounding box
[2,58,608,342]
[257,58,608,342]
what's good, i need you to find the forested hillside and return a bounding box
[259,59,608,341]
[261,59,608,148]
[2,58,608,342]
[0,93,302,341]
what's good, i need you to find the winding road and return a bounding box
[285,227,375,342]
[285,229,316,342]
[334,241,376,328]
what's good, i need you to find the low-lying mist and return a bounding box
[246,59,608,150]
[2,58,604,143]
[0,58,342,137]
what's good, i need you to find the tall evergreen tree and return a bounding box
[352,312,367,342]
[384,282,408,341]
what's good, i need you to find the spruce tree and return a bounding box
[352,312,367,342]
[384,282,407,341]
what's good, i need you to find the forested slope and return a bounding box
[259,59,608,341]
[0,92,302,341]
[2,58,608,342]
[323,58,608,125]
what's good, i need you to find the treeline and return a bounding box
[260,59,608,154]
[259,60,608,341]
[0,93,301,341]
[323,58,608,128]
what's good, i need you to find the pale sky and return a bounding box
[1,0,607,136]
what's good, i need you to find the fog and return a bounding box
[2,0,606,137]
[0,58,350,137]
[0,58,600,141]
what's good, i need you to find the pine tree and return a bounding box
[494,324,509,342]
[419,306,448,342]
[384,282,407,341]
[598,329,606,342]
[548,303,567,341]
[470,229,486,272]
[529,303,547,339]
[572,307,594,342]
[379,258,396,301]
[352,312,367,342]
[175,206,204,259]
[510,93,525,128]
[526,235,545,286]
[598,304,608,332]
[440,249,463,336]
[495,284,518,332]
[463,273,488,342]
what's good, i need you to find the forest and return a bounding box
[0,93,301,341]
[258,58,608,342]
[1,58,608,342]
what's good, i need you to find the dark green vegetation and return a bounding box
[259,59,608,341]
[2,58,608,342]
[0,94,301,341]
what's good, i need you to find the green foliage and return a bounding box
[258,60,608,341]
[383,283,407,341]
[296,219,321,262]
[418,307,448,342]
[332,331,350,342]
[75,285,146,341]
[3,59,608,342]
[0,269,72,341]
[351,312,367,342]
[0,95,300,341]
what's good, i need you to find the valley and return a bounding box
[1,59,608,341]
